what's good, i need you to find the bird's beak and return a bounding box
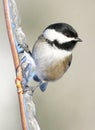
[76,37,82,42]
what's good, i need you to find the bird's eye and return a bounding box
[64,33,70,37]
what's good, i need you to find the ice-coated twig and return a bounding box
[3,0,41,130]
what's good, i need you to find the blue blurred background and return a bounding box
[0,0,95,130]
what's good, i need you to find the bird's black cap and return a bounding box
[44,23,78,38]
[44,23,82,50]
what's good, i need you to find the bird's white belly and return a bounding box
[32,40,72,81]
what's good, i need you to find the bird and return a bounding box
[31,23,82,91]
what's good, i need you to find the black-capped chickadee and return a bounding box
[32,23,82,91]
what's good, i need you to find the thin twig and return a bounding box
[3,0,27,129]
[3,0,41,130]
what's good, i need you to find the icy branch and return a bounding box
[3,0,41,130]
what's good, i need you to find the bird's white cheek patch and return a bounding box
[43,29,75,44]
